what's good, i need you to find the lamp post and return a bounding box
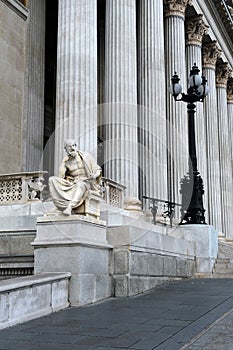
[169,63,209,224]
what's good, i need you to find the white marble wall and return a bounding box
[0,1,27,173]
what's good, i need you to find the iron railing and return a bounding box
[143,196,182,228]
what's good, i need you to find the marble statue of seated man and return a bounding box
[49,139,102,216]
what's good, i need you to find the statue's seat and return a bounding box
[72,190,102,219]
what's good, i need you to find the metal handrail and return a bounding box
[143,196,181,228]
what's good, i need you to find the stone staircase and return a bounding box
[196,239,233,278]
[212,240,233,278]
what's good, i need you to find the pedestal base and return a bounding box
[33,216,112,306]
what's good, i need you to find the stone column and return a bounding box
[97,19,105,168]
[55,0,98,172]
[104,0,139,202]
[185,14,209,220]
[202,41,222,233]
[216,62,233,238]
[227,78,233,177]
[22,0,46,171]
[138,0,167,203]
[164,0,192,216]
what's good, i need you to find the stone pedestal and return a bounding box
[33,215,112,306]
[171,225,218,273]
[72,191,102,219]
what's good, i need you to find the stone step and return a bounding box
[215,258,230,264]
[195,273,212,279]
[213,266,233,274]
[218,242,233,260]
[211,273,233,278]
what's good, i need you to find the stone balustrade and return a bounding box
[0,173,125,209]
[101,177,126,208]
[0,172,47,205]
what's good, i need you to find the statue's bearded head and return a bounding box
[64,139,77,158]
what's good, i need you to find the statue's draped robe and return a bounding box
[49,151,101,211]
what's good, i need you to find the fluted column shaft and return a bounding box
[55,0,98,172]
[202,41,222,233]
[22,0,46,171]
[104,0,138,198]
[97,23,105,167]
[216,63,232,237]
[227,80,233,178]
[185,14,209,221]
[164,0,191,216]
[138,0,167,202]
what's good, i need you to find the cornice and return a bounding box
[192,0,233,69]
[212,0,233,40]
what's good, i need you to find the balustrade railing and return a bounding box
[101,177,126,208]
[0,173,126,209]
[143,196,182,227]
[0,172,47,205]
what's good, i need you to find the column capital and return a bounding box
[202,41,221,69]
[164,0,193,18]
[216,62,232,88]
[227,78,233,103]
[185,14,209,46]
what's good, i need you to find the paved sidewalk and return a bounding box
[181,308,233,350]
[1,279,233,349]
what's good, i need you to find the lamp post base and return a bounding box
[179,171,206,225]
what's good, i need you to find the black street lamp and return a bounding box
[169,63,209,225]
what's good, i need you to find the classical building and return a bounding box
[0,0,233,238]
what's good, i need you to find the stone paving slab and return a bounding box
[1,279,233,349]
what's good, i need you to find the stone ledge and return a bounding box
[38,214,106,227]
[35,215,108,247]
[0,272,71,293]
[0,273,71,329]
[32,240,112,249]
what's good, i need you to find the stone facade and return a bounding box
[0,0,233,235]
